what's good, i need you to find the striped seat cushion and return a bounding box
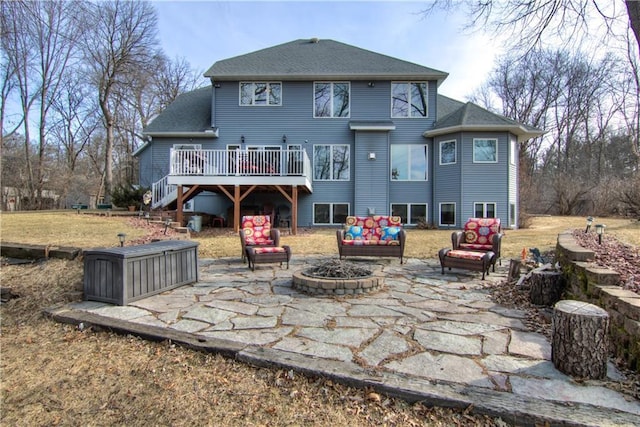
[253,246,286,254]
[446,250,487,261]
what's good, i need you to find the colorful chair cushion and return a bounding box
[460,218,501,251]
[446,250,488,261]
[242,215,274,245]
[253,246,286,254]
[341,217,402,246]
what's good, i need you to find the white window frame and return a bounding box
[473,138,498,163]
[439,202,456,227]
[474,202,497,218]
[313,202,349,225]
[239,82,282,106]
[313,81,350,118]
[391,203,428,225]
[391,82,428,118]
[313,144,350,181]
[183,200,194,212]
[390,144,428,181]
[439,139,457,165]
[510,140,517,165]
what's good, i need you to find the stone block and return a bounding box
[619,297,640,321]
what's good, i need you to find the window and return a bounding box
[439,140,456,165]
[391,82,428,118]
[313,144,350,180]
[439,203,456,226]
[391,145,428,180]
[510,140,517,165]
[391,203,427,225]
[473,138,497,163]
[474,202,496,218]
[314,203,349,225]
[314,82,350,117]
[240,82,281,106]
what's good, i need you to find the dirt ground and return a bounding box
[0,227,505,426]
[1,215,638,425]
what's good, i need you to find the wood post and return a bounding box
[530,269,565,306]
[552,300,610,379]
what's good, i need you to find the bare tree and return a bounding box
[81,0,158,202]
[1,0,84,209]
[49,70,100,206]
[423,1,639,56]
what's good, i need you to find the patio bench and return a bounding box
[336,215,406,263]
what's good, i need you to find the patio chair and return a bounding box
[239,215,280,262]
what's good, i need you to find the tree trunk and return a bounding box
[529,269,565,306]
[552,300,609,379]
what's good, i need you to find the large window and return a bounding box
[240,82,281,106]
[391,82,428,118]
[439,203,456,226]
[313,144,350,180]
[439,140,456,165]
[314,203,349,225]
[314,82,350,117]
[391,145,428,181]
[473,138,497,163]
[391,203,427,225]
[474,202,496,218]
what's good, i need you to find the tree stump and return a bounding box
[529,269,565,306]
[507,258,522,284]
[552,300,610,379]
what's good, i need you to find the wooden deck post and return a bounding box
[176,186,184,225]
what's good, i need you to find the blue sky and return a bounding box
[153,1,503,102]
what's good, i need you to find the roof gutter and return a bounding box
[142,129,219,139]
[423,125,544,143]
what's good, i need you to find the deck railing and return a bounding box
[170,148,310,177]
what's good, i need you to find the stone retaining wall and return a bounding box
[556,232,640,371]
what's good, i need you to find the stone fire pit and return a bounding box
[292,259,384,295]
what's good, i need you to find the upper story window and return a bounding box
[314,82,350,118]
[439,140,456,165]
[391,82,428,118]
[473,138,498,163]
[313,144,350,180]
[391,145,428,181]
[240,82,281,106]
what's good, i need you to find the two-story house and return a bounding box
[137,38,542,234]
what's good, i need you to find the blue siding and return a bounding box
[433,133,462,226]
[354,132,389,216]
[145,75,524,230]
[459,132,511,226]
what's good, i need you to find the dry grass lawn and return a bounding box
[1,212,638,426]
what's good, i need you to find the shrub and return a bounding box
[110,184,148,209]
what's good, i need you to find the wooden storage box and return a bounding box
[83,240,199,305]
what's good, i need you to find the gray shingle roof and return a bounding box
[429,98,544,142]
[205,39,449,83]
[143,86,212,134]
